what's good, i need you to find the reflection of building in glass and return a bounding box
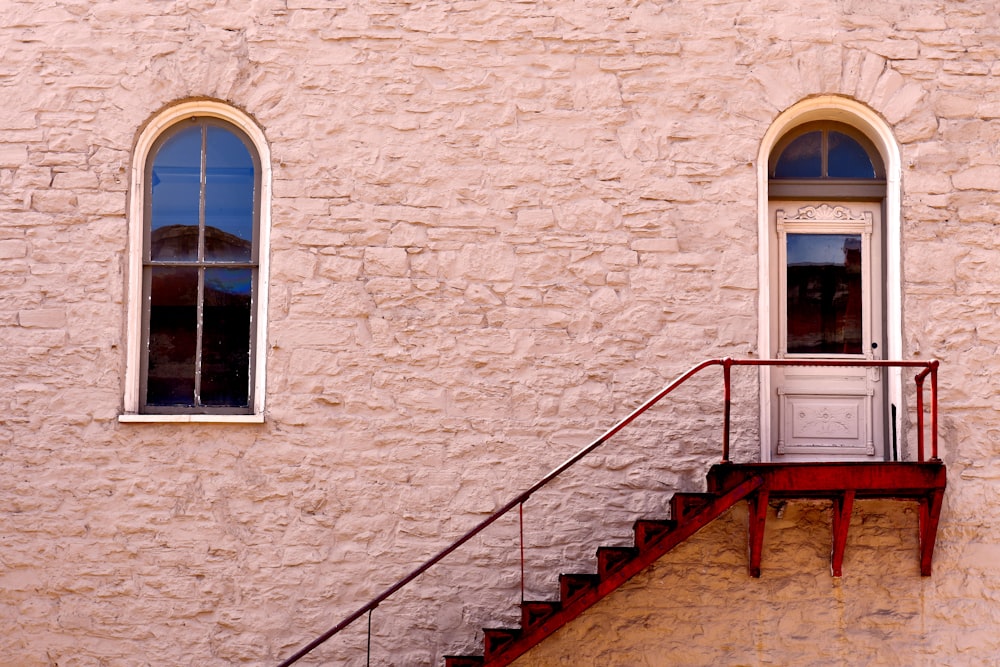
[146,224,253,407]
[150,224,253,262]
[786,234,862,354]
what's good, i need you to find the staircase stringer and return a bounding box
[480,475,765,667]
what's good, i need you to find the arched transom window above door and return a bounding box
[768,122,886,200]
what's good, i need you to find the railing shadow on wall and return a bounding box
[275,358,939,666]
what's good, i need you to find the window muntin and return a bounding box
[140,118,260,414]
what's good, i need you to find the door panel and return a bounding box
[769,202,884,461]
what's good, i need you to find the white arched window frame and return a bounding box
[757,96,902,459]
[121,101,271,423]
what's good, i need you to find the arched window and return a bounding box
[123,102,271,421]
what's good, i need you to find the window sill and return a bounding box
[118,413,264,424]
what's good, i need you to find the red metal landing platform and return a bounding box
[706,462,947,577]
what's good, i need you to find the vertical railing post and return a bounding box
[366,608,373,667]
[722,358,732,464]
[519,502,525,604]
[930,360,939,461]
[915,371,926,463]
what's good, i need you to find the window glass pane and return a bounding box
[147,266,199,405]
[205,127,255,262]
[786,233,862,355]
[150,127,201,261]
[773,131,822,178]
[201,268,253,407]
[828,131,876,178]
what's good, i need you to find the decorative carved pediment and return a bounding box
[782,204,867,223]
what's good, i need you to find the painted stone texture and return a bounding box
[0,0,997,665]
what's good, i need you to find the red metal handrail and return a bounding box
[275,357,939,665]
[720,358,940,463]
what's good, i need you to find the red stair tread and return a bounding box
[559,573,599,604]
[597,546,638,579]
[633,519,676,550]
[521,600,561,632]
[483,628,521,660]
[670,492,716,520]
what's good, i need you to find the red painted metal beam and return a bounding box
[830,490,855,577]
[919,488,945,576]
[709,463,946,497]
[747,490,769,578]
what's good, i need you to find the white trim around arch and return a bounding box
[757,96,902,460]
[120,100,272,423]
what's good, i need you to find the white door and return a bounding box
[768,201,885,461]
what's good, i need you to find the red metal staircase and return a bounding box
[275,358,944,667]
[443,461,946,667]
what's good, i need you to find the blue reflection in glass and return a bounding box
[773,131,821,178]
[828,131,875,178]
[205,267,253,297]
[150,126,201,261]
[202,268,252,406]
[787,233,860,266]
[205,127,254,262]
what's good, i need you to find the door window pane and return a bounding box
[786,233,862,354]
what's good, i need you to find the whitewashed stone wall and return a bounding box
[0,0,997,665]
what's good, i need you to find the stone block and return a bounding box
[363,246,409,276]
[30,190,78,213]
[601,245,638,268]
[76,192,124,216]
[516,208,556,230]
[883,82,928,124]
[0,145,28,168]
[271,249,317,281]
[953,165,1000,191]
[0,240,28,259]
[453,243,516,281]
[18,308,66,328]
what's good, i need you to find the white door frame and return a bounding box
[757,96,902,462]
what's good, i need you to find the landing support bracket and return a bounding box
[710,462,947,578]
[918,488,945,576]
[831,490,855,577]
[747,490,769,578]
